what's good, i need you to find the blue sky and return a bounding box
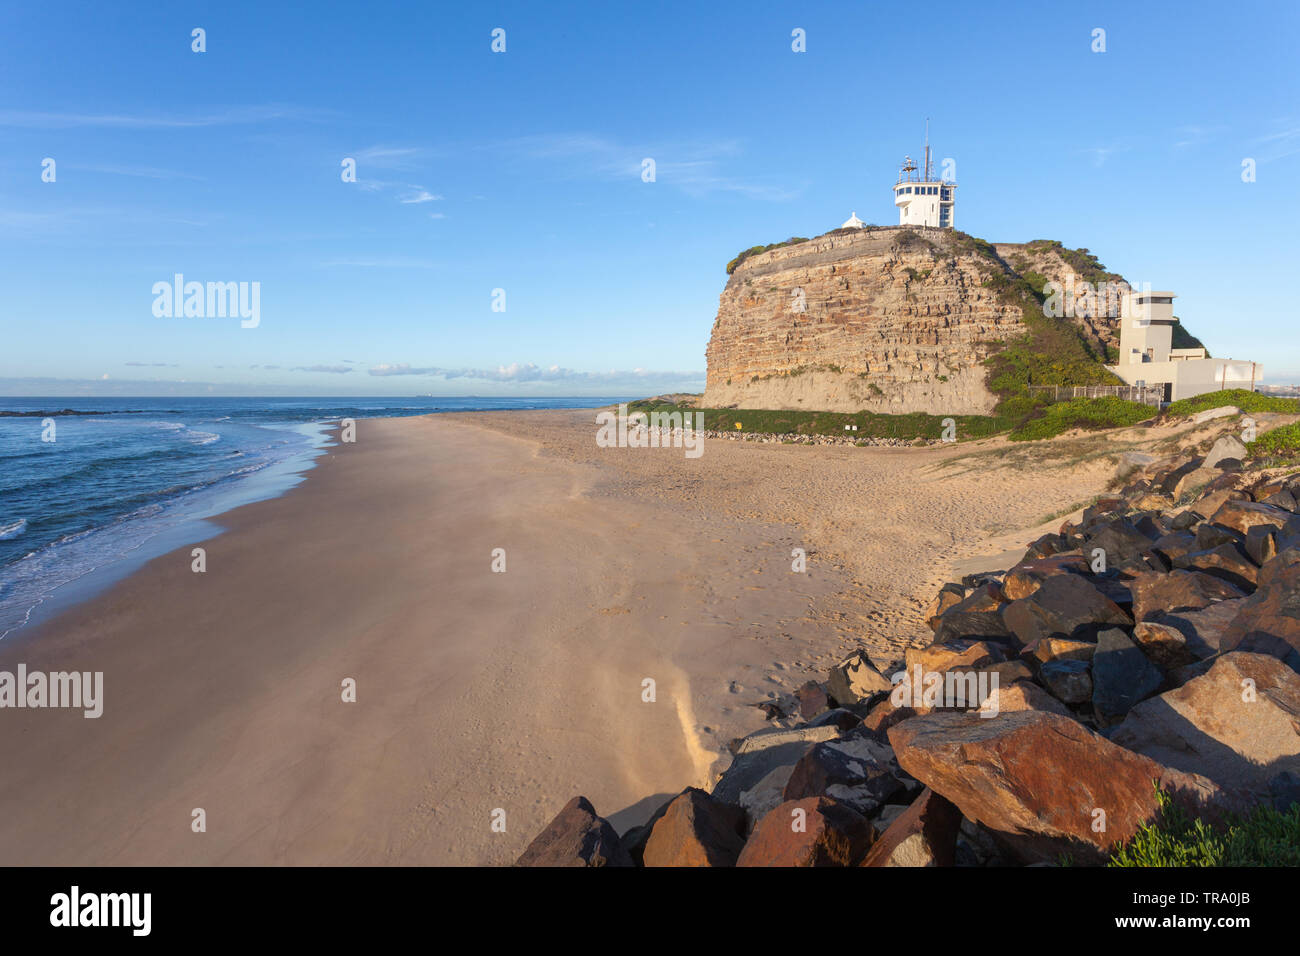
[2,0,1298,396]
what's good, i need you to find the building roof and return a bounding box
[841,212,865,229]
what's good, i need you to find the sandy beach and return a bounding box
[0,409,1126,865]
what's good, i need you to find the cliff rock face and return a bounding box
[703,227,1123,415]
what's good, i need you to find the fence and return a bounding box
[1027,384,1166,407]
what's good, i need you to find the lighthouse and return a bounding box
[893,123,956,229]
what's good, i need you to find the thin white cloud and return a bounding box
[292,365,353,374]
[0,105,324,129]
[367,362,704,386]
[399,190,443,204]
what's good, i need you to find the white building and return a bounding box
[841,211,866,229]
[892,131,955,228]
[1108,289,1260,401]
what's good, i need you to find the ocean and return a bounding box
[0,396,625,638]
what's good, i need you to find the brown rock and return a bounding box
[1002,553,1089,601]
[905,639,1006,675]
[1002,573,1130,646]
[642,788,747,867]
[795,680,830,719]
[782,735,903,808]
[737,796,877,867]
[888,711,1228,864]
[1109,652,1300,795]
[1025,635,1097,664]
[861,788,961,867]
[1091,627,1165,725]
[827,649,892,705]
[978,679,1071,717]
[1218,556,1300,662]
[926,583,965,629]
[1039,658,1093,704]
[1129,569,1246,622]
[1210,499,1299,537]
[1174,544,1258,592]
[515,796,634,867]
[1132,621,1198,669]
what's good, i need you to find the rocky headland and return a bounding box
[703,226,1133,415]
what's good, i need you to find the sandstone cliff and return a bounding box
[703,226,1125,416]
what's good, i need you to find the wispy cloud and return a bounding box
[1254,122,1300,163]
[368,362,704,386]
[70,164,207,181]
[292,364,353,374]
[0,105,325,129]
[125,361,179,367]
[504,133,799,200]
[317,257,439,269]
[399,190,442,204]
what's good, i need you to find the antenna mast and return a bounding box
[923,118,932,182]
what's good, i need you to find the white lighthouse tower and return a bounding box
[893,123,956,229]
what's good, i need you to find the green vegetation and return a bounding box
[1108,786,1300,867]
[1170,321,1209,355]
[1022,239,1124,286]
[1247,421,1300,463]
[625,399,1004,441]
[1165,388,1300,417]
[726,237,810,275]
[1008,397,1156,441]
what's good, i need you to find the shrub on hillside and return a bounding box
[1108,786,1300,867]
[1165,388,1300,417]
[1007,397,1155,441]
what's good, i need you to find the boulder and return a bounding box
[888,711,1228,864]
[642,788,747,867]
[737,765,798,835]
[1085,517,1159,565]
[1002,553,1089,601]
[1091,628,1165,725]
[1025,635,1097,665]
[1132,621,1199,669]
[737,796,877,867]
[713,725,838,805]
[1109,652,1300,796]
[1218,556,1300,663]
[516,796,634,867]
[794,680,830,718]
[1204,434,1248,470]
[1194,522,1243,551]
[1210,499,1299,537]
[1156,599,1245,659]
[925,583,966,628]
[1152,531,1200,565]
[1172,543,1258,592]
[1191,405,1240,424]
[783,735,904,813]
[827,650,892,705]
[978,679,1072,717]
[1002,574,1130,646]
[1039,658,1093,704]
[932,609,1016,646]
[905,639,1006,674]
[861,788,961,867]
[1129,570,1245,622]
[1245,526,1278,566]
